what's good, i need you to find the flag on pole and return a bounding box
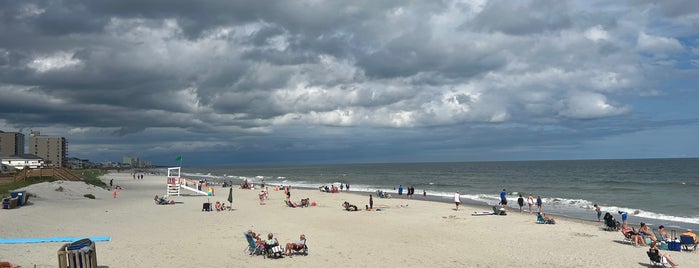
[175,156,182,162]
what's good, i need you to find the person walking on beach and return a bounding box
[346,183,349,192]
[110,179,113,187]
[517,194,524,213]
[398,185,403,197]
[594,204,602,222]
[369,194,373,209]
[500,189,508,211]
[619,211,628,225]
[454,191,461,211]
[536,195,543,213]
[527,193,534,214]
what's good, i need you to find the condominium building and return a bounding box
[28,131,67,167]
[0,131,25,157]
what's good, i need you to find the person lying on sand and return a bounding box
[342,201,358,211]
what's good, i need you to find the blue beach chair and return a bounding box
[244,233,265,257]
[679,235,697,252]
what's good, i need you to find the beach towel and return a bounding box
[0,236,110,244]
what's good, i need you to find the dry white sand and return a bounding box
[0,171,696,267]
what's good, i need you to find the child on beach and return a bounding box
[594,204,601,222]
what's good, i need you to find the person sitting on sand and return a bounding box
[215,201,223,211]
[265,233,282,257]
[638,222,657,242]
[541,213,556,224]
[284,234,306,256]
[342,201,358,211]
[621,223,646,247]
[247,230,264,247]
[658,225,669,240]
[649,241,679,268]
[300,198,310,207]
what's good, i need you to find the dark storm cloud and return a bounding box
[468,0,572,35]
[1,0,698,165]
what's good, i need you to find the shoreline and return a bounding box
[214,179,699,233]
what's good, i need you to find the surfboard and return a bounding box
[471,211,494,216]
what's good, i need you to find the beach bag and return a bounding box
[660,241,668,250]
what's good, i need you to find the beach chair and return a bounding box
[57,238,97,268]
[679,235,697,252]
[621,228,635,245]
[265,244,284,259]
[652,229,669,250]
[244,233,265,257]
[536,213,545,224]
[289,240,309,256]
[646,250,667,267]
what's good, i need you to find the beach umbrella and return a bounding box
[227,187,233,210]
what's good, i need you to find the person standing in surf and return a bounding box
[454,191,461,211]
[594,204,602,222]
[500,189,508,211]
[398,185,403,197]
[527,193,534,214]
[536,195,543,213]
[517,194,524,213]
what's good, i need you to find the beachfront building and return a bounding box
[1,154,44,170]
[28,131,67,167]
[0,131,25,157]
[122,156,152,168]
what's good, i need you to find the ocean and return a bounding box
[180,158,699,230]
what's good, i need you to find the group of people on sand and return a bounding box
[319,183,349,193]
[619,222,690,267]
[214,201,229,211]
[247,230,307,257]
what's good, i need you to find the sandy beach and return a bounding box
[1,171,697,267]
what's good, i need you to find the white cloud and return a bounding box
[558,92,629,119]
[636,32,683,55]
[27,52,83,73]
[584,25,610,42]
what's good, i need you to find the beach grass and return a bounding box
[74,169,108,188]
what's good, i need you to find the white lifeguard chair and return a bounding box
[166,167,181,196]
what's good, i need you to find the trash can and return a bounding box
[10,191,26,206]
[57,238,97,268]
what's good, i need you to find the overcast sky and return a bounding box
[1,0,698,166]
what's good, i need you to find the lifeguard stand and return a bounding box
[166,167,181,196]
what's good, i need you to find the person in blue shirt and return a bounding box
[500,189,508,211]
[398,185,403,196]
